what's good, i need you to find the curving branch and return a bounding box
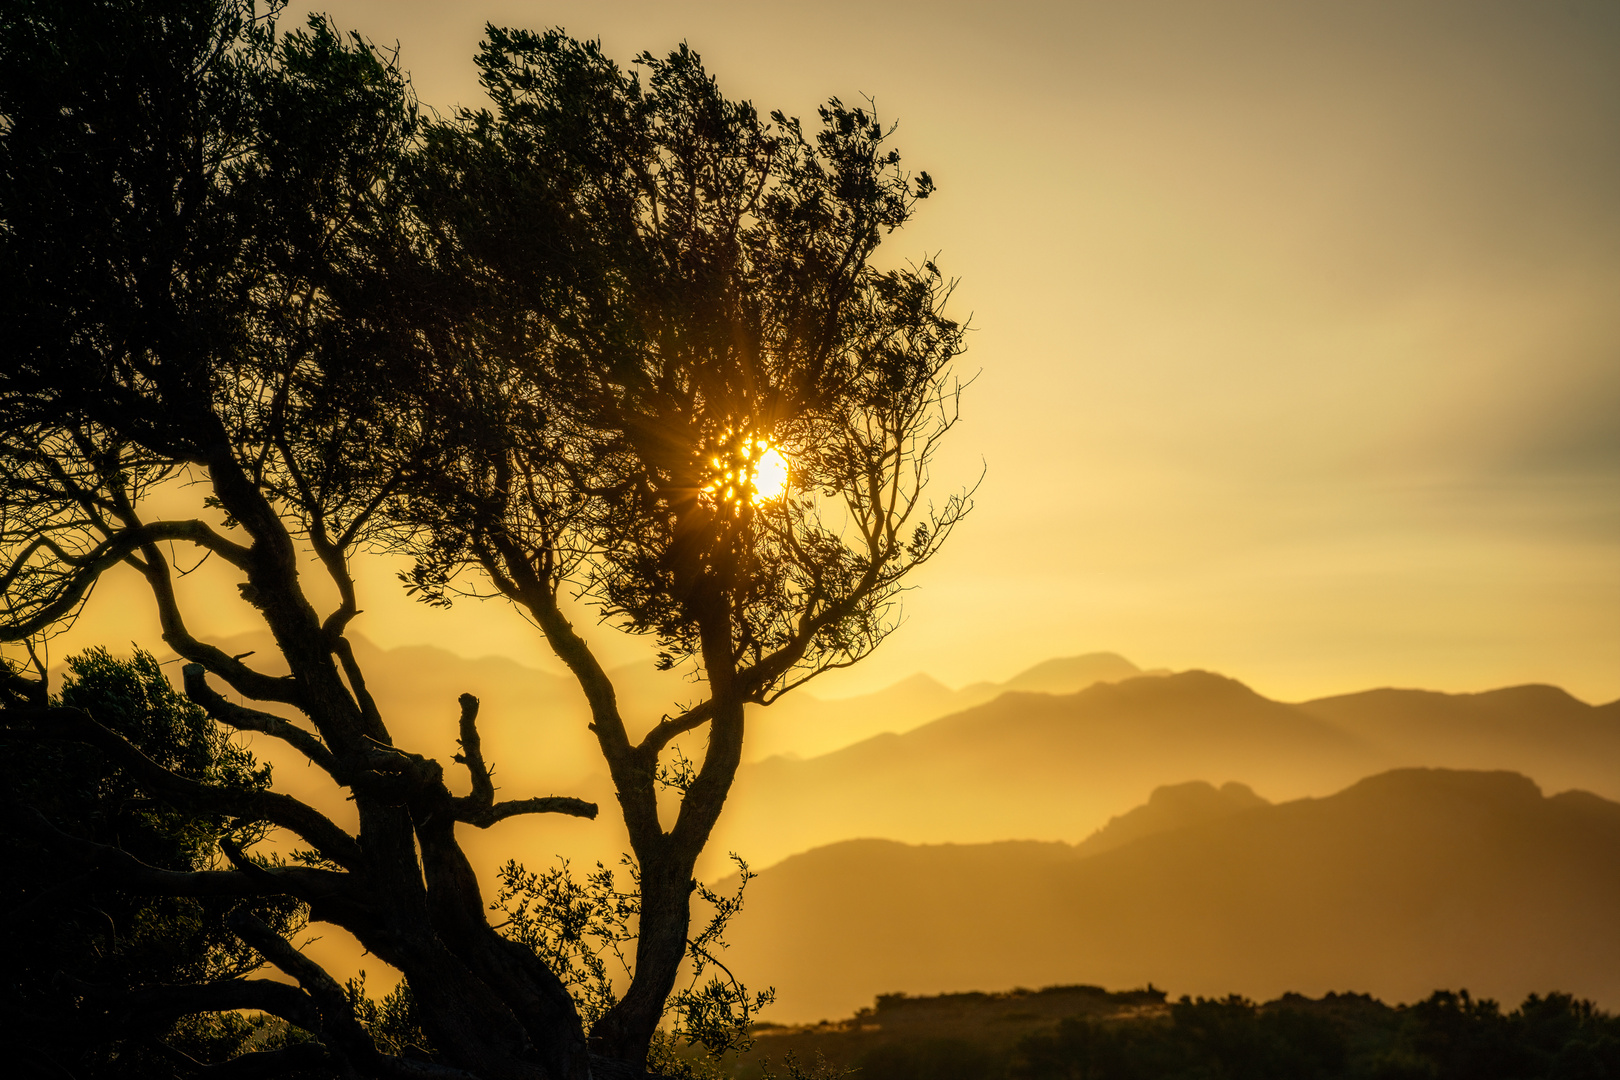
[635,698,717,761]
[80,925,480,1080]
[143,518,254,566]
[331,633,384,729]
[453,796,598,829]
[181,664,340,779]
[220,914,481,1079]
[632,596,868,746]
[28,705,364,868]
[82,976,322,1034]
[225,910,379,1064]
[0,520,249,641]
[130,546,304,708]
[486,534,627,758]
[1,801,346,903]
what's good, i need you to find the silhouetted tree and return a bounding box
[0,1,597,1076]
[0,2,967,1077]
[375,30,970,1072]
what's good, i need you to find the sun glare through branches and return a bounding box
[703,431,790,510]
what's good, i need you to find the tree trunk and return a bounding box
[589,847,696,1066]
[591,684,747,1072]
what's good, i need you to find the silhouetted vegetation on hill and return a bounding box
[728,984,1620,1080]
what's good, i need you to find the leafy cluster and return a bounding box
[343,972,434,1059]
[386,29,971,695]
[0,649,305,1078]
[495,852,774,1061]
[495,856,641,1029]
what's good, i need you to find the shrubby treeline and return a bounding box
[1011,990,1620,1080]
[749,986,1620,1080]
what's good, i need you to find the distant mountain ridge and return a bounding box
[168,635,1152,772]
[722,768,1620,1022]
[746,651,1150,761]
[1074,778,1268,857]
[1298,683,1620,776]
[142,634,1620,881]
[708,669,1620,869]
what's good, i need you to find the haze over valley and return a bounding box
[197,635,1619,867]
[172,636,1620,1018]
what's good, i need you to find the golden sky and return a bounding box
[63,0,1620,704]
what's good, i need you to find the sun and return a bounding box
[749,444,789,504]
[704,433,790,509]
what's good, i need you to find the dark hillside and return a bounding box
[1074,779,1269,857]
[720,769,1620,1022]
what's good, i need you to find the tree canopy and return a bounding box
[0,2,970,1077]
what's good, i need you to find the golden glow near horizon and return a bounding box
[704,434,790,508]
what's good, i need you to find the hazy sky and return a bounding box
[61,0,1620,703]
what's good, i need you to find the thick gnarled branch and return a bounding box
[129,546,304,708]
[226,910,380,1062]
[223,914,483,1080]
[80,975,322,1035]
[452,693,495,804]
[1,801,346,904]
[182,664,340,778]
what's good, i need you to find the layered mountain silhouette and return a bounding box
[151,636,1620,877]
[181,635,1149,782]
[153,637,1164,882]
[120,635,1620,1003]
[720,769,1620,1022]
[709,670,1620,868]
[747,652,1151,761]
